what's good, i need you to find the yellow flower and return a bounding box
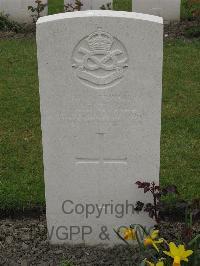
[122,228,136,240]
[145,259,164,266]
[163,242,193,266]
[144,230,163,252]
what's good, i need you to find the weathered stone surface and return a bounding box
[132,0,180,23]
[0,0,48,24]
[37,11,163,245]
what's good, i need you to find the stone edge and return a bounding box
[37,10,163,25]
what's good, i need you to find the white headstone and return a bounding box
[64,0,112,11]
[132,0,180,23]
[0,0,48,24]
[37,11,163,245]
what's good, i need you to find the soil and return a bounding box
[164,19,200,40]
[0,215,138,266]
[0,31,34,40]
[0,215,199,266]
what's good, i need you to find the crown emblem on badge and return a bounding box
[72,28,128,89]
[87,28,114,52]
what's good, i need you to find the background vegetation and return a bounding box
[48,0,200,17]
[0,0,199,210]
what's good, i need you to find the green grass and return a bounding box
[48,0,132,14]
[0,38,199,210]
[0,39,44,209]
[161,40,200,199]
[48,0,64,14]
[60,260,74,266]
[113,0,131,11]
[0,0,200,209]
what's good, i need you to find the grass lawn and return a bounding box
[0,37,199,210]
[48,0,64,14]
[0,39,44,209]
[0,0,200,210]
[161,40,200,199]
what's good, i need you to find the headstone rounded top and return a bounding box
[37,10,163,25]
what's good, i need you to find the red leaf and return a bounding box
[135,181,142,186]
[144,187,150,193]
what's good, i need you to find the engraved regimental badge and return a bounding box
[72,28,128,89]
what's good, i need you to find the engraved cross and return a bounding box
[76,133,127,166]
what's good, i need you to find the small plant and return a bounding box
[182,0,200,20]
[100,2,112,10]
[0,13,23,32]
[28,0,47,23]
[115,225,200,266]
[135,181,200,224]
[184,25,200,38]
[64,0,83,12]
[188,0,200,19]
[60,259,73,266]
[115,181,200,265]
[59,258,74,266]
[135,181,179,223]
